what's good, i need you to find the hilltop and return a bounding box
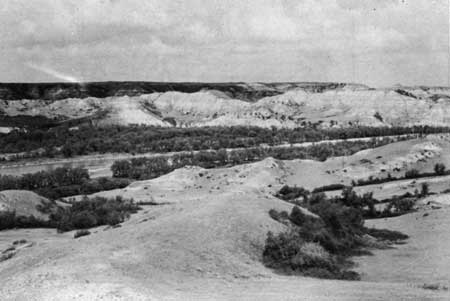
[1,82,450,129]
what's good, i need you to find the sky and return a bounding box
[0,0,449,87]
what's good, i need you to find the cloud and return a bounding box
[336,0,400,10]
[0,0,448,86]
[26,62,81,83]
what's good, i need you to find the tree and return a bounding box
[405,169,419,179]
[420,182,429,197]
[111,160,132,178]
[434,163,446,175]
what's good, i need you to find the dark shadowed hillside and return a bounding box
[0,82,353,102]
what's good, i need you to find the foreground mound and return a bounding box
[0,190,294,299]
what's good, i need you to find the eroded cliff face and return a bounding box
[0,81,357,102]
[2,82,450,128]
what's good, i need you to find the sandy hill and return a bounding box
[0,190,54,220]
[1,154,449,299]
[3,84,450,128]
[0,159,299,299]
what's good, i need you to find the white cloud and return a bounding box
[247,4,299,41]
[0,0,448,86]
[26,62,81,83]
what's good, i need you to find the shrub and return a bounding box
[308,192,327,205]
[390,198,415,213]
[74,229,91,238]
[277,185,309,201]
[312,184,346,193]
[277,185,417,219]
[71,211,98,229]
[265,189,409,280]
[0,167,131,200]
[289,206,317,227]
[268,209,289,223]
[420,182,429,196]
[434,163,446,175]
[0,211,50,230]
[2,124,437,159]
[365,228,409,241]
[373,112,383,122]
[111,138,401,181]
[0,211,16,230]
[50,196,141,232]
[405,169,420,179]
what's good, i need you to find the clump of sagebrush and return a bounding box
[112,138,400,180]
[264,187,409,280]
[74,229,91,239]
[0,166,131,200]
[0,211,51,230]
[49,196,140,232]
[278,185,417,219]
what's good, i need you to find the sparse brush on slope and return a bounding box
[0,167,130,200]
[0,211,51,230]
[112,138,398,180]
[49,196,140,232]
[264,187,409,280]
[278,185,417,218]
[0,196,141,232]
[74,229,91,238]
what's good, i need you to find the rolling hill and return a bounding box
[1,83,450,129]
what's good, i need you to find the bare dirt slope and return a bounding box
[3,85,450,128]
[0,190,53,219]
[356,204,450,287]
[1,156,450,299]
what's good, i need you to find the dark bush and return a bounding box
[74,229,91,238]
[405,169,420,179]
[1,124,442,159]
[0,167,131,200]
[50,196,141,232]
[0,211,50,230]
[420,182,429,197]
[434,163,446,175]
[71,211,98,229]
[112,138,403,181]
[365,228,409,241]
[279,185,418,219]
[312,184,346,193]
[265,187,409,279]
[289,206,317,227]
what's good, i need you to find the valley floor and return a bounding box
[0,133,419,178]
